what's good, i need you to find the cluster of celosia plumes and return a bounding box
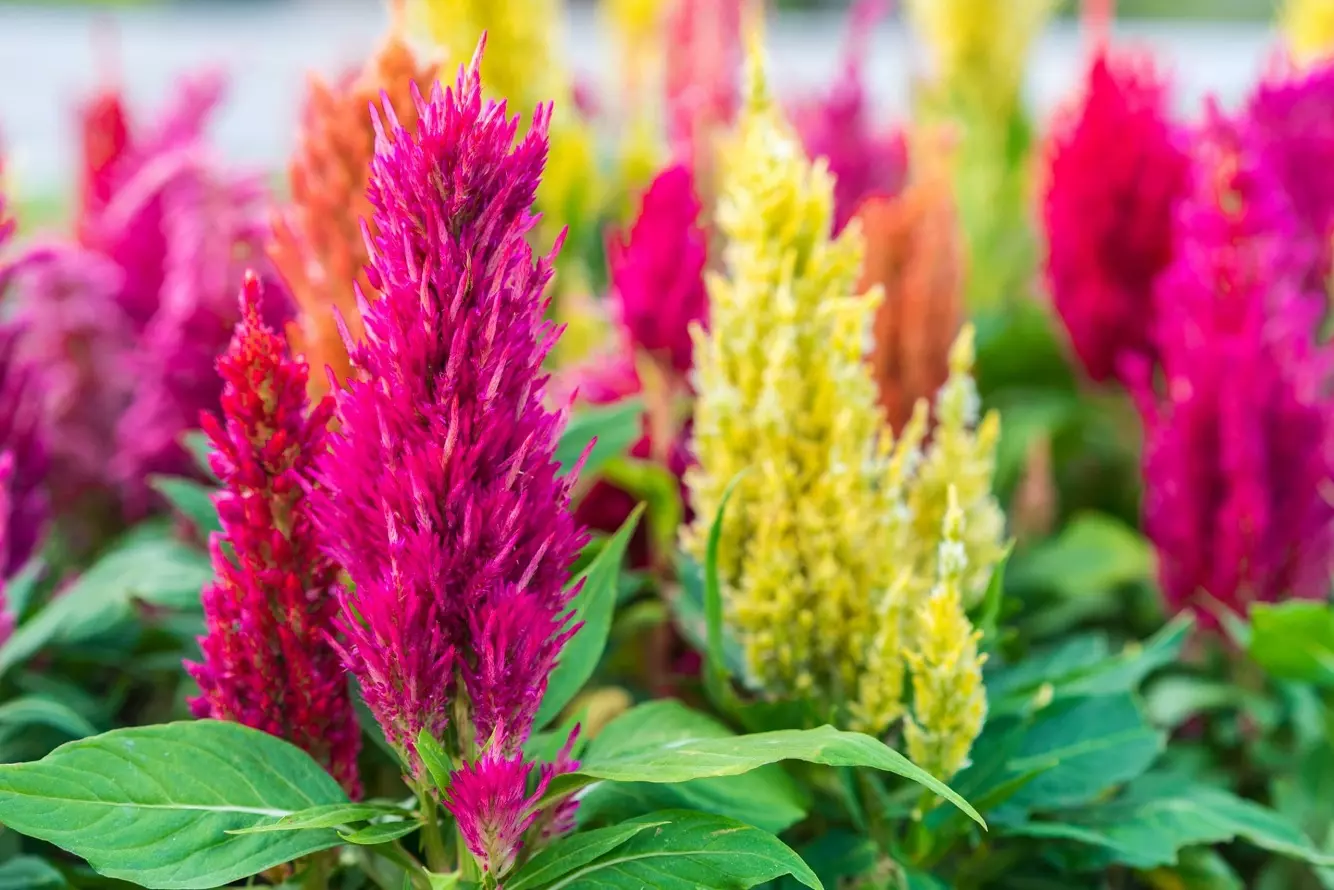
[684,36,999,781]
[6,73,280,532]
[1044,27,1334,627]
[270,5,437,397]
[310,42,585,875]
[187,273,360,795]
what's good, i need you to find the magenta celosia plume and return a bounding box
[187,272,360,796]
[8,74,284,523]
[793,0,907,232]
[444,741,551,877]
[311,38,586,793]
[1042,46,1190,384]
[1129,111,1334,629]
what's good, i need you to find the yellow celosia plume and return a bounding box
[1282,0,1334,66]
[684,28,1004,774]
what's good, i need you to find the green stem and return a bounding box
[418,783,450,873]
[301,853,330,890]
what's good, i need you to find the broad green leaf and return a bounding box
[1008,773,1334,871]
[0,695,98,740]
[535,505,644,729]
[229,802,412,834]
[0,856,67,889]
[0,720,349,889]
[547,701,983,828]
[779,832,877,890]
[507,819,667,890]
[534,811,821,890]
[1249,601,1334,684]
[995,693,1164,814]
[574,701,808,834]
[1010,513,1153,601]
[0,527,214,679]
[148,476,221,536]
[556,398,644,477]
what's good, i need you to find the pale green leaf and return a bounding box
[556,399,643,477]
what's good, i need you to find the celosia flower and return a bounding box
[1282,0,1334,67]
[272,9,438,396]
[793,0,907,232]
[76,81,131,245]
[0,456,21,646]
[444,740,551,878]
[1130,112,1334,629]
[186,272,360,796]
[684,31,921,716]
[311,42,586,770]
[664,0,743,182]
[1042,46,1190,383]
[607,164,709,378]
[856,126,965,433]
[903,486,987,783]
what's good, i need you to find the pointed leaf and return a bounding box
[556,398,644,478]
[1248,601,1334,684]
[507,819,667,890]
[704,473,746,710]
[418,730,454,797]
[339,820,420,845]
[228,802,412,835]
[0,695,98,740]
[0,721,349,889]
[148,476,222,536]
[0,856,67,890]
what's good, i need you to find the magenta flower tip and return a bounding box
[445,746,549,878]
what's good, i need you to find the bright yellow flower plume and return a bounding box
[1282,0,1334,66]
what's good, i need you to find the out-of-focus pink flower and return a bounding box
[607,164,709,378]
[1129,112,1334,629]
[311,41,586,775]
[793,0,907,232]
[664,0,743,176]
[186,273,359,796]
[1042,46,1190,384]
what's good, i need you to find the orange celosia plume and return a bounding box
[856,128,966,433]
[271,8,438,396]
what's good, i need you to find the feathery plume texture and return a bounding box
[856,126,965,433]
[1042,47,1189,384]
[1130,113,1334,628]
[311,43,586,771]
[444,743,551,879]
[9,74,282,518]
[271,14,438,397]
[793,0,907,232]
[664,0,744,183]
[1243,61,1334,290]
[186,273,360,796]
[1282,0,1334,67]
[903,487,988,784]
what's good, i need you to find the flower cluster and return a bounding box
[187,273,360,796]
[855,126,965,434]
[311,41,585,874]
[271,7,438,396]
[1042,47,1190,384]
[684,34,1002,777]
[7,74,282,525]
[1130,112,1334,628]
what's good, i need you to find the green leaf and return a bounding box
[528,811,822,890]
[704,473,746,710]
[1010,513,1153,601]
[0,527,214,679]
[1249,601,1334,684]
[228,802,413,834]
[557,398,644,478]
[181,430,220,483]
[574,701,808,834]
[0,720,349,889]
[535,505,644,729]
[507,819,667,890]
[780,831,876,890]
[148,476,221,536]
[975,545,1012,650]
[600,457,683,559]
[0,856,67,889]
[995,693,1164,815]
[417,730,454,797]
[547,701,983,828]
[338,820,420,845]
[1008,773,1334,871]
[670,555,747,680]
[0,695,99,740]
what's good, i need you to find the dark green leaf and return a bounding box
[557,399,644,478]
[0,695,98,740]
[0,856,67,889]
[574,701,808,834]
[1249,601,1334,684]
[535,505,644,729]
[0,720,349,889]
[531,811,821,890]
[507,819,667,890]
[780,832,876,890]
[547,701,983,828]
[148,476,221,536]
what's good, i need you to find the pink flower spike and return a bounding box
[445,746,551,879]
